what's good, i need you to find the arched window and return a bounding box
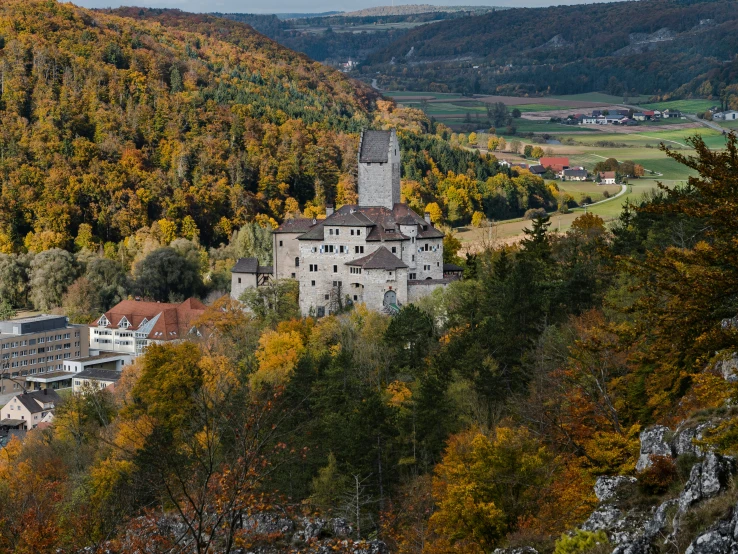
[295,257,300,267]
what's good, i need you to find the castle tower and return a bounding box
[357,129,401,209]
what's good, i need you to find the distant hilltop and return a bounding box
[338,4,502,17]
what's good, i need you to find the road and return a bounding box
[684,114,729,134]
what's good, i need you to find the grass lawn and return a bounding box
[384,91,461,100]
[640,99,715,114]
[517,104,571,112]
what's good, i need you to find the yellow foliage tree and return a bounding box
[251,329,306,389]
[471,211,485,228]
[157,219,178,244]
[425,202,444,225]
[487,136,499,152]
[468,132,478,146]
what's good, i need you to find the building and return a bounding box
[0,389,60,430]
[561,168,589,181]
[662,109,682,119]
[231,258,273,300]
[599,171,617,185]
[716,111,738,121]
[528,164,546,176]
[0,315,88,395]
[237,129,458,316]
[90,298,207,357]
[539,157,570,172]
[72,368,122,393]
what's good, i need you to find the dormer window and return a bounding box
[118,316,130,329]
[98,315,109,327]
[139,318,148,328]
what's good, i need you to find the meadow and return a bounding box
[640,99,716,113]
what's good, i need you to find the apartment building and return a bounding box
[0,315,88,394]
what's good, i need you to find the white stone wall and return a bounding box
[273,232,303,280]
[362,268,408,311]
[414,237,444,280]
[408,281,448,304]
[231,271,257,301]
[358,132,401,209]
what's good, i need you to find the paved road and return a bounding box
[684,114,729,134]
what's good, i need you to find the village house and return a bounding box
[599,171,617,185]
[561,168,589,181]
[0,389,60,431]
[232,129,459,316]
[90,298,206,357]
[714,110,738,121]
[72,368,122,393]
[539,157,569,172]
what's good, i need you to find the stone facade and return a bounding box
[238,128,459,316]
[357,129,401,210]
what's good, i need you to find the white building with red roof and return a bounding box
[90,298,207,357]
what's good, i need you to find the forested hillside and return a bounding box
[4,135,738,553]
[363,0,738,99]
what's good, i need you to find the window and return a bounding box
[388,271,393,276]
[351,229,355,236]
[411,237,415,244]
[391,247,397,254]
[357,229,361,236]
[424,264,431,271]
[325,294,330,300]
[329,228,334,236]
[325,245,334,253]
[353,295,358,301]
[332,281,342,287]
[335,229,340,236]
[238,277,242,284]
[311,280,316,286]
[412,255,415,262]
[339,245,346,253]
[295,257,300,267]
[409,273,417,279]
[333,265,338,273]
[309,264,318,272]
[350,267,362,275]
[354,246,364,254]
[279,240,283,247]
[291,273,296,278]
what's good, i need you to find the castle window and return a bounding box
[336,229,340,236]
[325,294,330,300]
[279,240,283,247]
[354,246,364,254]
[357,229,361,236]
[339,245,346,253]
[391,247,397,254]
[291,273,296,278]
[311,281,316,286]
[333,265,338,273]
[309,264,318,272]
[409,273,417,279]
[424,264,431,271]
[354,295,358,301]
[295,257,300,267]
[412,255,415,262]
[238,278,242,284]
[351,229,355,236]
[350,267,362,275]
[329,229,334,236]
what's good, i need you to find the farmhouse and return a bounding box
[561,168,589,181]
[599,171,617,185]
[539,157,569,172]
[0,389,60,430]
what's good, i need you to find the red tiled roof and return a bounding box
[539,157,569,170]
[94,298,206,341]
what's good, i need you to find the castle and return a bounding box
[232,129,460,316]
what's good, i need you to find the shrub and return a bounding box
[602,190,611,199]
[554,530,610,554]
[638,455,678,495]
[524,208,547,220]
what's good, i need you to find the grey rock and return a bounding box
[492,548,538,554]
[673,423,712,457]
[595,476,637,502]
[329,518,353,537]
[582,504,622,532]
[714,352,738,383]
[293,517,326,542]
[684,504,738,554]
[636,426,673,472]
[679,453,735,513]
[243,513,295,535]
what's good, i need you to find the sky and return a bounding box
[72,0,628,15]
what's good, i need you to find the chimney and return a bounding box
[326,204,334,217]
[424,212,431,224]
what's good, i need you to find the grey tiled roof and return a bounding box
[231,258,258,273]
[76,369,122,382]
[14,389,60,414]
[359,130,392,163]
[346,246,408,270]
[274,218,317,234]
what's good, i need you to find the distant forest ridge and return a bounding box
[339,4,502,17]
[362,0,738,98]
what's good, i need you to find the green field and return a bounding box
[552,92,651,104]
[384,90,461,100]
[640,99,715,113]
[517,103,569,112]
